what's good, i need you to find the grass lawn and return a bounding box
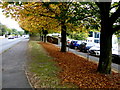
[26,41,78,88]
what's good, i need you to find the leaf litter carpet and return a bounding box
[39,42,120,88]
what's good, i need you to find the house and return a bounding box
[86,31,119,55]
[86,31,100,43]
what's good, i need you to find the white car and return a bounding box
[8,35,14,39]
[88,43,119,56]
[88,43,100,56]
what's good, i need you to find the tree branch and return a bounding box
[110,3,120,10]
[75,14,94,21]
[38,13,55,19]
[95,2,101,9]
[42,2,59,18]
[113,25,120,34]
[110,3,120,25]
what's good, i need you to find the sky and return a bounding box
[0,9,23,31]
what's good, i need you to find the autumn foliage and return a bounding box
[39,42,120,88]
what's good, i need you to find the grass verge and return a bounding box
[26,41,78,88]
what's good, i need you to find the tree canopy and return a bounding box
[1,1,120,74]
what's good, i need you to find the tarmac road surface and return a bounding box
[0,37,23,54]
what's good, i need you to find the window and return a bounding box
[94,32,100,38]
[89,31,93,37]
[94,40,100,43]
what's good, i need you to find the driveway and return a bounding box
[2,39,32,88]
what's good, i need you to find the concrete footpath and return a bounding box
[2,39,32,89]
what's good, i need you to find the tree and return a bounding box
[0,23,7,36]
[95,2,120,74]
[2,2,97,52]
[67,24,89,40]
[6,28,12,35]
[1,2,69,52]
[12,29,18,35]
[68,2,120,74]
[2,2,120,74]
[18,31,24,36]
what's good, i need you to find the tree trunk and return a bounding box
[44,34,47,43]
[39,32,42,41]
[96,3,113,74]
[61,21,66,52]
[41,36,44,41]
[97,31,112,74]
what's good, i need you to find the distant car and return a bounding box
[14,36,18,38]
[8,36,14,39]
[78,42,95,52]
[23,35,29,39]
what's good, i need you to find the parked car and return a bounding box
[112,54,120,64]
[78,42,95,52]
[88,44,100,56]
[69,40,82,49]
[69,40,77,49]
[89,46,120,64]
[66,40,72,46]
[14,36,18,38]
[88,44,119,57]
[8,36,14,39]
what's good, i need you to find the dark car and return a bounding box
[69,40,82,49]
[112,54,120,64]
[78,42,95,52]
[69,40,77,49]
[66,40,72,46]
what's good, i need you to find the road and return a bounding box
[0,37,24,54]
[55,43,120,73]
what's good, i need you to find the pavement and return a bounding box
[2,39,32,89]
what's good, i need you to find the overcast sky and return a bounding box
[0,9,23,31]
